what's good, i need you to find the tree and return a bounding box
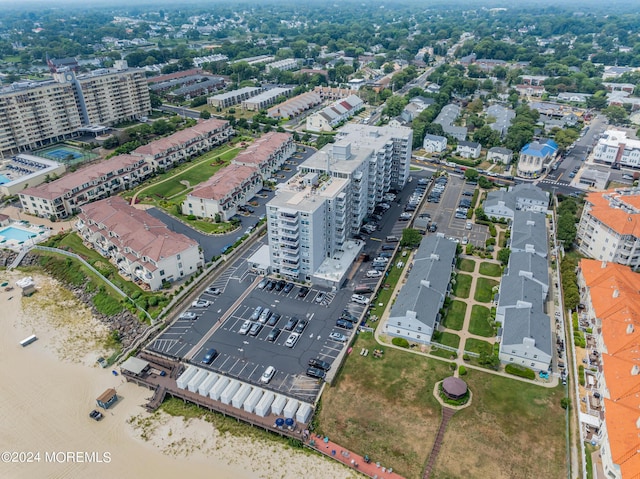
[497,248,511,265]
[473,125,501,149]
[400,228,422,248]
[383,95,408,117]
[200,110,211,119]
[604,105,628,125]
[464,168,479,182]
[557,214,577,249]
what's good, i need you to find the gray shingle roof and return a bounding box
[510,211,548,257]
[501,306,552,356]
[389,235,456,331]
[498,274,544,308]
[507,251,549,292]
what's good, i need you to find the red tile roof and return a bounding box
[584,190,640,237]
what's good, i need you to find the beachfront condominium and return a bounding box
[0,60,151,157]
[266,171,350,282]
[76,196,203,291]
[577,188,640,268]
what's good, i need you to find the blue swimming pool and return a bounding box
[0,174,9,185]
[0,226,37,242]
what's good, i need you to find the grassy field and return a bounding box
[453,273,472,299]
[431,370,566,479]
[464,338,493,355]
[468,305,493,337]
[474,277,499,303]
[478,261,502,277]
[135,147,239,202]
[458,258,476,272]
[433,331,460,349]
[369,260,407,318]
[318,332,451,479]
[442,300,466,331]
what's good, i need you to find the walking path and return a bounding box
[422,407,456,479]
[306,435,406,479]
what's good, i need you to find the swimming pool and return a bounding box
[0,174,9,184]
[0,226,38,242]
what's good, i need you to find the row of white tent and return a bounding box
[176,364,313,423]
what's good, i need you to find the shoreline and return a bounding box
[0,270,355,479]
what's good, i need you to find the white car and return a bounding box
[329,332,347,342]
[351,294,369,305]
[260,366,276,384]
[179,311,197,320]
[192,299,211,308]
[366,270,382,278]
[238,320,251,335]
[285,333,299,348]
[372,257,389,263]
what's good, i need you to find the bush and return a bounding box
[578,365,585,386]
[93,291,124,316]
[459,365,467,375]
[505,364,536,380]
[560,397,570,410]
[392,337,410,348]
[463,353,470,361]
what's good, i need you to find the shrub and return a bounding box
[459,365,467,375]
[578,365,585,386]
[505,364,536,380]
[449,362,457,371]
[462,353,470,361]
[392,337,410,348]
[560,397,570,410]
[93,292,124,316]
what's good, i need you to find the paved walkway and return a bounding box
[306,435,405,479]
[422,407,456,479]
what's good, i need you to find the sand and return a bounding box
[0,270,355,479]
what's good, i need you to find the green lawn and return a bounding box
[442,300,466,331]
[369,258,406,319]
[458,258,476,272]
[468,305,494,337]
[474,277,499,303]
[432,370,566,479]
[464,338,493,355]
[433,331,460,349]
[453,273,472,299]
[478,261,502,277]
[319,331,451,479]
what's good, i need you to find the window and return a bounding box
[159,270,165,276]
[396,330,400,334]
[534,355,537,359]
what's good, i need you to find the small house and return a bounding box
[96,388,118,409]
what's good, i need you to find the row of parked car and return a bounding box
[427,175,448,203]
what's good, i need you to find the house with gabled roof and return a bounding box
[385,235,456,345]
[509,211,548,258]
[306,94,363,132]
[516,139,558,178]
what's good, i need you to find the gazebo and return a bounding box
[442,377,468,400]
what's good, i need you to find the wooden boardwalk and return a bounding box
[422,407,456,479]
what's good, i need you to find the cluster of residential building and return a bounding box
[305,95,364,132]
[266,124,412,285]
[385,235,457,345]
[267,91,322,120]
[0,60,151,157]
[19,118,233,219]
[577,259,640,479]
[76,196,203,291]
[182,132,295,221]
[592,130,640,169]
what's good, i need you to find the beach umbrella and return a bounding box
[275,418,285,427]
[285,418,294,427]
[323,436,329,443]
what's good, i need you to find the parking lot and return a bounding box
[418,173,488,247]
[146,167,444,402]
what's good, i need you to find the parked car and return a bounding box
[260,366,276,384]
[283,282,294,293]
[251,306,263,320]
[179,311,197,320]
[267,328,282,342]
[284,317,299,331]
[366,270,382,278]
[206,287,222,295]
[267,312,281,327]
[239,320,251,335]
[285,333,299,348]
[306,367,326,380]
[466,221,472,230]
[341,310,359,323]
[257,278,268,289]
[381,244,395,251]
[275,280,286,291]
[192,299,211,308]
[249,322,263,336]
[308,358,332,371]
[89,409,104,421]
[329,332,347,342]
[258,308,272,324]
[315,292,326,303]
[297,286,310,298]
[351,294,369,305]
[336,319,354,329]
[201,348,218,364]
[294,319,308,334]
[266,280,276,291]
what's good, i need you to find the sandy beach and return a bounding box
[0,270,355,479]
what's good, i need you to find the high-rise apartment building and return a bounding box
[0,60,151,157]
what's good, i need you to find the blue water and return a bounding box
[0,174,9,184]
[0,226,37,242]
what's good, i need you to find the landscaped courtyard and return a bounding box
[468,305,494,337]
[474,277,499,303]
[452,273,472,299]
[441,300,466,331]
